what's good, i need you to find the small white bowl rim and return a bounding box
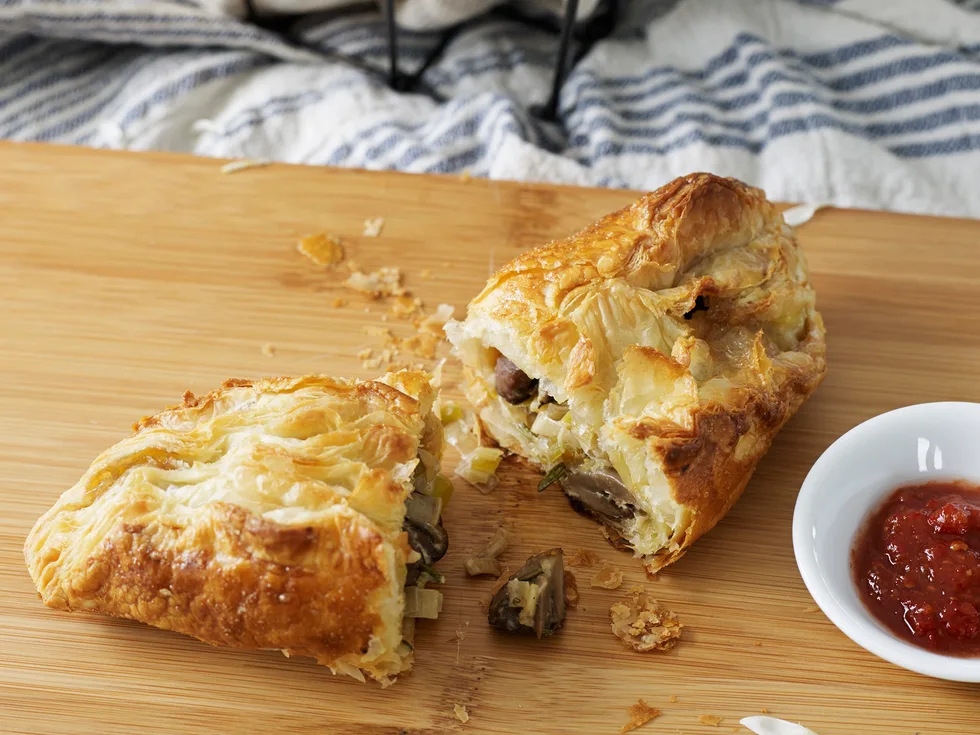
[793,401,980,682]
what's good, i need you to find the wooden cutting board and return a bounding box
[2,142,979,735]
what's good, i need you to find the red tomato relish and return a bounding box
[853,481,980,655]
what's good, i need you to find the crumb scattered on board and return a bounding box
[668,695,678,703]
[298,233,345,267]
[610,590,683,652]
[460,170,472,183]
[621,700,661,733]
[261,343,276,357]
[698,714,723,727]
[591,563,624,590]
[453,704,469,723]
[345,266,404,297]
[220,158,271,174]
[420,268,432,279]
[294,235,457,377]
[569,550,600,567]
[363,216,384,237]
[760,707,769,714]
[564,570,579,608]
[753,640,762,646]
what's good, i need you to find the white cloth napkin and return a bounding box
[0,0,979,216]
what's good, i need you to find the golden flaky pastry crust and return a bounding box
[24,372,442,685]
[446,173,826,572]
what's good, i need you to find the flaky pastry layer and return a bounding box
[447,173,826,571]
[24,372,442,684]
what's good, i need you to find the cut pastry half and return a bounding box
[24,371,450,686]
[446,173,827,573]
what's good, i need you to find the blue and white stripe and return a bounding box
[0,0,979,216]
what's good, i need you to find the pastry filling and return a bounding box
[494,355,642,535]
[488,548,566,637]
[398,451,451,656]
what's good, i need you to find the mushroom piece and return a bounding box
[404,517,449,566]
[403,514,449,586]
[560,468,638,525]
[494,355,538,404]
[488,548,566,638]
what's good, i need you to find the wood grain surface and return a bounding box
[1,142,979,735]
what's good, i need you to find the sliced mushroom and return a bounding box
[404,516,449,567]
[494,355,538,404]
[488,548,566,638]
[560,467,638,525]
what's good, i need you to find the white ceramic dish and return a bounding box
[793,402,980,682]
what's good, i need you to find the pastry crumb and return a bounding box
[297,232,344,267]
[220,158,271,174]
[331,297,347,308]
[430,358,447,389]
[420,268,432,279]
[453,704,469,723]
[400,332,440,359]
[363,216,384,237]
[564,570,579,608]
[626,584,646,595]
[668,695,678,703]
[698,714,723,727]
[356,348,373,360]
[610,590,683,652]
[260,343,276,357]
[344,266,405,298]
[418,303,455,336]
[753,640,762,646]
[460,170,472,183]
[391,294,423,319]
[760,707,769,714]
[621,699,661,733]
[569,549,600,568]
[591,563,624,590]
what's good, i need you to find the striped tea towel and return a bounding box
[0,0,979,217]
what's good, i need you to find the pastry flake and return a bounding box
[611,590,683,652]
[446,173,826,572]
[24,372,449,685]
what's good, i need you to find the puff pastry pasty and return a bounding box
[446,174,827,572]
[24,372,450,685]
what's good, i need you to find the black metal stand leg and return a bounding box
[385,0,399,88]
[541,0,579,121]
